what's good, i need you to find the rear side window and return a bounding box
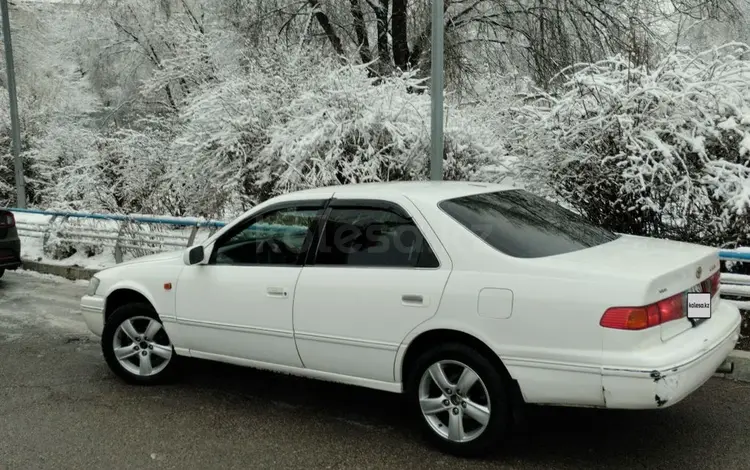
[438,190,620,258]
[314,206,439,268]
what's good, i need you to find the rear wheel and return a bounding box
[406,343,511,458]
[101,303,178,385]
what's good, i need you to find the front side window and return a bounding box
[314,206,439,268]
[213,206,322,266]
[439,189,620,258]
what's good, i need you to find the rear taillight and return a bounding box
[0,212,14,228]
[710,270,720,295]
[600,293,684,330]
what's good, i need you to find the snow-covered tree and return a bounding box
[0,2,102,206]
[2,0,750,258]
[508,43,750,248]
[167,45,508,218]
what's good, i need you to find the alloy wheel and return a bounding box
[112,316,173,377]
[418,360,492,443]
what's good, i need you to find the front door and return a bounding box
[174,200,327,366]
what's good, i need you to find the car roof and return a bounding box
[273,181,517,204]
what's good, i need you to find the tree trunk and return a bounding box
[349,0,374,70]
[308,0,345,59]
[392,0,410,71]
[369,0,391,72]
[408,0,450,71]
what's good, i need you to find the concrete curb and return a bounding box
[14,259,750,383]
[20,260,100,281]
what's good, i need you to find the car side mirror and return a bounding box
[184,245,205,266]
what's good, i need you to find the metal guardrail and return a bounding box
[8,207,750,310]
[719,251,750,311]
[719,250,750,261]
[9,207,309,264]
[10,207,227,264]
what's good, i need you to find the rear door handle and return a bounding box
[402,294,425,305]
[267,287,288,298]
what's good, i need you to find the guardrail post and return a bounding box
[114,219,128,264]
[41,215,58,250]
[56,215,69,247]
[45,215,68,256]
[186,225,199,247]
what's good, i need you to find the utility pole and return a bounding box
[429,0,444,181]
[0,0,25,208]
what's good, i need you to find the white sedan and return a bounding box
[80,181,741,457]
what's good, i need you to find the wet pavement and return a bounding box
[1,270,749,469]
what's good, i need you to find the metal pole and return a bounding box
[429,0,444,181]
[0,0,25,208]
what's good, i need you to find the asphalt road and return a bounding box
[1,270,749,470]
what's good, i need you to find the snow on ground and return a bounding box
[0,271,92,342]
[14,267,89,285]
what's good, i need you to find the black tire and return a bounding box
[406,343,512,458]
[101,303,178,385]
[0,268,4,279]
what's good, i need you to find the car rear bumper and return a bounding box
[81,295,105,337]
[0,238,21,270]
[601,300,741,409]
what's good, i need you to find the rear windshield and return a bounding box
[438,189,620,258]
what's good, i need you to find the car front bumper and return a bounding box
[0,238,21,270]
[81,295,106,337]
[601,299,742,409]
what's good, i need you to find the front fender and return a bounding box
[99,264,185,320]
[103,280,160,312]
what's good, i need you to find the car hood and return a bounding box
[114,250,184,267]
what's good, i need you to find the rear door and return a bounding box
[292,196,452,383]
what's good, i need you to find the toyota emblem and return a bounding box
[696,266,702,279]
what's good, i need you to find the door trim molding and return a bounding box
[166,316,400,351]
[170,317,294,339]
[294,331,399,351]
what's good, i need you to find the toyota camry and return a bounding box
[80,181,741,457]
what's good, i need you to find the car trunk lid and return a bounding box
[542,234,721,341]
[644,251,720,342]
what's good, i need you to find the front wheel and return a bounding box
[101,303,178,385]
[406,343,512,458]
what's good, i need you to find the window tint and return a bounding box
[439,190,620,258]
[213,206,321,266]
[314,206,439,268]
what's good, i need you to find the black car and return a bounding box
[0,209,21,278]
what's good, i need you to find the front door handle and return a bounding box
[267,287,288,298]
[402,294,424,305]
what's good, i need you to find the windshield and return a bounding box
[438,189,620,258]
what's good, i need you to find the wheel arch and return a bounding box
[397,328,526,415]
[104,287,157,324]
[399,329,512,384]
